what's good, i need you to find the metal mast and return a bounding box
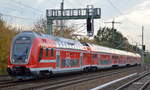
[60,0,64,37]
[105,19,121,41]
[141,26,144,67]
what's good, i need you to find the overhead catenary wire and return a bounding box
[0,12,37,21]
[0,0,46,22]
[107,0,140,27]
[10,0,45,15]
[0,1,45,25]
[75,23,86,33]
[106,0,142,48]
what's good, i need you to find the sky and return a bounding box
[0,0,150,51]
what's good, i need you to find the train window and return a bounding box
[62,59,79,67]
[76,45,78,49]
[46,48,49,57]
[75,45,77,49]
[71,45,73,49]
[58,42,61,47]
[100,60,109,65]
[112,56,118,59]
[78,45,80,49]
[81,42,89,46]
[51,48,54,57]
[72,45,75,49]
[59,42,61,47]
[63,43,65,48]
[78,46,80,49]
[67,44,70,48]
[63,43,66,48]
[127,57,130,60]
[92,54,97,59]
[38,48,43,61]
[69,44,72,48]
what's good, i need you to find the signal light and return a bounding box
[87,18,92,33]
[142,45,145,51]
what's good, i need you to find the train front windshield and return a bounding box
[12,37,31,64]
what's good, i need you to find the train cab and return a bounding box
[7,32,36,79]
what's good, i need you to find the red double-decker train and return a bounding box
[7,31,141,79]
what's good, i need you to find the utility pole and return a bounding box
[60,0,64,37]
[135,43,138,53]
[141,26,144,67]
[105,19,121,41]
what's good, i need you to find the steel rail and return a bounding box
[21,67,141,90]
[0,66,141,90]
[140,79,150,90]
[116,72,150,90]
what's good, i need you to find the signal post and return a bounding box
[46,5,101,36]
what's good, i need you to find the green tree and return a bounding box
[145,52,150,63]
[93,27,140,52]
[0,18,18,74]
[78,37,96,44]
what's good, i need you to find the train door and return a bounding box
[80,53,83,67]
[92,54,98,66]
[112,55,118,65]
[56,50,60,68]
[118,56,121,65]
[98,54,101,65]
[83,53,91,66]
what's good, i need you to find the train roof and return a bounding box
[17,31,79,43]
[88,43,140,57]
[17,31,141,57]
[18,31,84,50]
[88,44,113,54]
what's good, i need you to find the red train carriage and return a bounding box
[7,32,85,79]
[7,31,141,79]
[88,44,113,69]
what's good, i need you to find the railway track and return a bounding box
[140,79,150,90]
[0,75,8,77]
[0,66,143,90]
[116,71,150,90]
[35,67,143,90]
[0,75,10,80]
[22,71,122,90]
[0,75,13,84]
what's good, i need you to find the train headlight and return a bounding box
[12,59,15,62]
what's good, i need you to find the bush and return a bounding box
[0,19,17,74]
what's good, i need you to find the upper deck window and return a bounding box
[81,42,89,46]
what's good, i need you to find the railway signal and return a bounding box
[46,4,101,36]
[87,18,92,36]
[142,45,145,51]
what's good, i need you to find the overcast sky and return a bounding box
[0,0,150,51]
